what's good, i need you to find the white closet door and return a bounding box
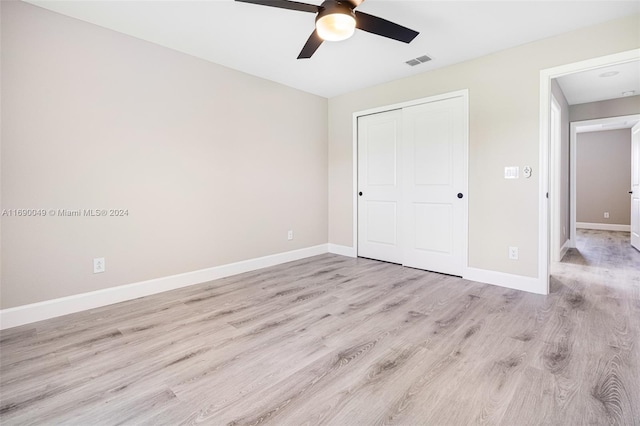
[631,121,640,251]
[402,97,466,276]
[357,109,403,264]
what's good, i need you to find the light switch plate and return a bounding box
[505,166,519,179]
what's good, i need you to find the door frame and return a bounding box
[632,121,640,250]
[549,94,563,263]
[570,114,640,236]
[539,48,640,294]
[352,89,469,273]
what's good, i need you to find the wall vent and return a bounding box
[405,54,432,66]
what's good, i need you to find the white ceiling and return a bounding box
[556,61,640,105]
[25,0,640,98]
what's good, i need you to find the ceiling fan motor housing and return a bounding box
[318,0,356,17]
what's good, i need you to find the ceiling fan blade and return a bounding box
[355,11,419,43]
[297,30,323,59]
[235,0,319,14]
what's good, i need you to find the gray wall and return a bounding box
[1,2,328,308]
[576,129,632,225]
[551,80,571,250]
[328,14,640,280]
[570,95,640,122]
[569,92,639,230]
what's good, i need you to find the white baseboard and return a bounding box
[559,239,570,261]
[328,243,356,258]
[0,244,328,330]
[464,267,547,295]
[1,245,550,329]
[576,222,630,232]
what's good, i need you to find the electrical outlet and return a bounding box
[287,230,293,240]
[508,247,519,260]
[604,212,610,219]
[93,257,105,274]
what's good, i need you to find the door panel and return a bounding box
[413,110,453,186]
[402,97,465,275]
[367,122,398,186]
[366,201,398,245]
[632,122,640,250]
[413,203,452,253]
[357,110,403,263]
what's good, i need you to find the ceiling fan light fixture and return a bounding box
[315,4,356,41]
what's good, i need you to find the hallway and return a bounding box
[555,229,640,297]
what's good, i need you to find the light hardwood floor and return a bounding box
[1,230,639,425]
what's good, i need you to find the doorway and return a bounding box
[570,115,640,237]
[558,116,639,275]
[540,48,640,293]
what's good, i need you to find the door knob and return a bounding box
[457,193,463,199]
[359,192,363,196]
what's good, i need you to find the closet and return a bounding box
[357,93,467,276]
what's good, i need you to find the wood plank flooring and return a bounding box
[1,230,639,425]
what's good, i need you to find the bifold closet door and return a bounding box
[357,109,403,264]
[402,97,465,276]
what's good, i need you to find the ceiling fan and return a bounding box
[235,0,419,59]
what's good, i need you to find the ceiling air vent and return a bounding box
[405,54,432,67]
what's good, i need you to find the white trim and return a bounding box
[539,71,551,295]
[576,222,631,232]
[550,95,562,263]
[352,111,359,258]
[539,49,640,296]
[570,114,640,244]
[328,243,356,257]
[464,268,545,295]
[353,90,470,118]
[0,244,328,330]
[559,239,570,261]
[351,89,470,273]
[570,120,578,250]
